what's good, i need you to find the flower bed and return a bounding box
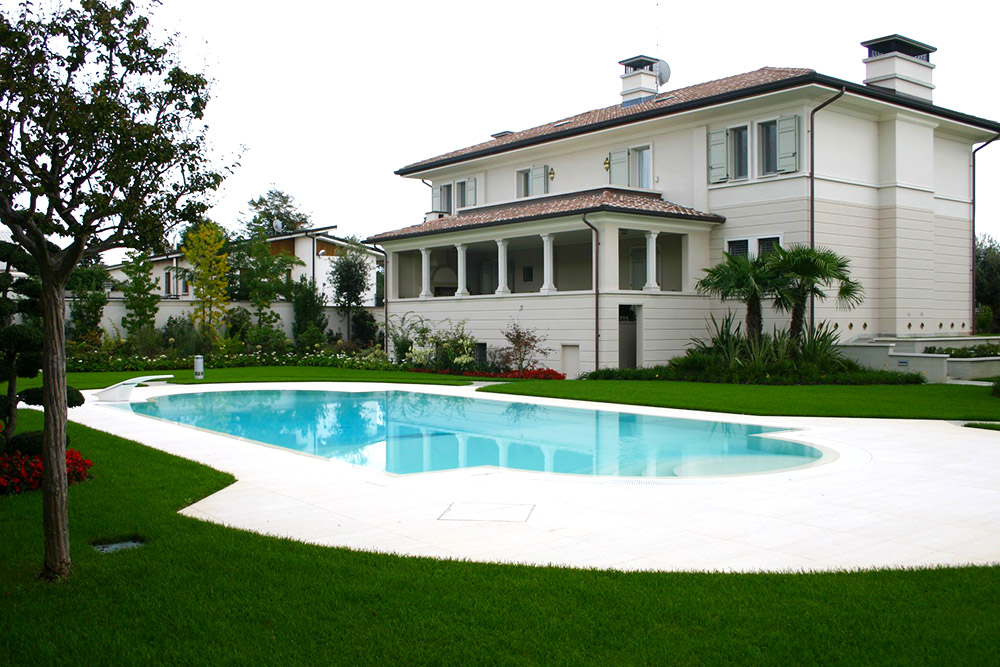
[0,449,93,496]
[923,344,1000,358]
[410,367,566,380]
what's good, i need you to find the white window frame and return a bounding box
[516,169,531,198]
[726,235,782,258]
[629,144,653,189]
[758,119,779,176]
[728,125,749,181]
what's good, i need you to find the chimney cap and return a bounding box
[861,35,936,61]
[619,55,659,72]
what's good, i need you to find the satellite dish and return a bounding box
[655,59,671,87]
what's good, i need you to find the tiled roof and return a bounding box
[367,188,724,243]
[397,67,814,175]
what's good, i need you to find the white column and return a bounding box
[495,239,510,295]
[643,231,659,291]
[540,233,556,295]
[419,248,432,299]
[455,244,469,297]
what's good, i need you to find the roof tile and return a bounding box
[367,188,724,242]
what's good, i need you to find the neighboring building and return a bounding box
[105,225,383,336]
[369,35,1000,376]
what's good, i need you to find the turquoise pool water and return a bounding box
[118,390,821,478]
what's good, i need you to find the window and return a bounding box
[759,117,798,176]
[522,266,534,283]
[163,269,172,296]
[630,146,651,189]
[727,239,750,258]
[757,236,780,255]
[516,166,548,198]
[727,236,781,258]
[729,126,748,180]
[439,183,453,213]
[432,179,476,213]
[609,146,652,188]
[708,116,799,183]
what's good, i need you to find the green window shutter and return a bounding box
[431,185,441,211]
[608,149,629,186]
[529,165,548,196]
[465,178,477,207]
[707,129,728,183]
[776,116,799,173]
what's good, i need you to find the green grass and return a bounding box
[10,365,474,392]
[483,379,1000,420]
[3,409,998,664]
[964,422,1000,431]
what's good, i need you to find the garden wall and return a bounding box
[838,343,949,383]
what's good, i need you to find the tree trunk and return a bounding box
[746,298,764,342]
[789,301,806,340]
[345,306,352,342]
[39,281,71,580]
[4,367,17,447]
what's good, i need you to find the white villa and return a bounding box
[105,225,382,336]
[368,35,1000,377]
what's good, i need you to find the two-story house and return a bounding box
[368,36,1000,377]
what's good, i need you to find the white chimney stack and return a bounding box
[862,35,936,102]
[619,55,669,107]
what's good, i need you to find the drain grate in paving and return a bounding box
[92,540,145,554]
[438,502,534,523]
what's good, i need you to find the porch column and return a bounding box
[455,243,469,297]
[495,239,511,295]
[643,231,659,291]
[419,248,432,299]
[540,233,556,295]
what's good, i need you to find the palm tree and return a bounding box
[696,252,781,342]
[770,245,864,339]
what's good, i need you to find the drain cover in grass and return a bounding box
[92,540,145,554]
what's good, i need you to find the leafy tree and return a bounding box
[242,189,311,237]
[0,1,225,579]
[771,245,863,340]
[229,232,303,326]
[696,253,780,342]
[976,234,1000,333]
[120,251,161,337]
[66,260,110,341]
[290,276,328,342]
[329,238,371,341]
[501,321,551,376]
[182,221,230,339]
[0,240,42,447]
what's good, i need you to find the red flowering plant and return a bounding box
[411,367,566,380]
[0,449,93,496]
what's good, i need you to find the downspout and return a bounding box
[582,213,600,371]
[367,244,388,350]
[808,86,846,334]
[971,133,1000,333]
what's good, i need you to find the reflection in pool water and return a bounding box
[118,390,821,478]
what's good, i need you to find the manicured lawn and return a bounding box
[10,366,474,391]
[3,409,998,664]
[483,379,1000,420]
[964,422,1000,432]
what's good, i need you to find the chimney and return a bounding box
[619,55,667,107]
[861,35,936,102]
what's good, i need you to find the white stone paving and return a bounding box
[69,381,1000,572]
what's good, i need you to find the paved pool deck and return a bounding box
[70,382,1000,572]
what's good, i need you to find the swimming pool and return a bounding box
[118,389,822,478]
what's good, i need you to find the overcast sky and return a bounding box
[15,0,1000,248]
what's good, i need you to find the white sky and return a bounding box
[10,0,1000,250]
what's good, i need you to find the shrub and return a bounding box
[351,310,379,348]
[243,324,291,355]
[295,324,327,352]
[976,305,995,334]
[131,323,164,357]
[224,307,253,342]
[161,315,213,357]
[0,448,91,496]
[18,386,85,409]
[500,321,551,375]
[291,277,328,341]
[924,344,1000,358]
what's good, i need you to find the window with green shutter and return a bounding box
[707,129,728,183]
[609,149,629,186]
[776,116,799,173]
